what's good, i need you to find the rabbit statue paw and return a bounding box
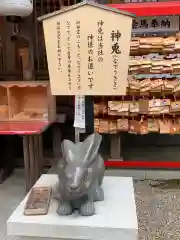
[57,202,72,215]
[56,133,105,216]
[80,201,95,216]
[94,187,104,201]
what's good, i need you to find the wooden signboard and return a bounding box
[24,187,52,215]
[132,16,179,34]
[38,1,135,96]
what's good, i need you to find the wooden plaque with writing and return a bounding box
[38,2,135,96]
[24,187,52,216]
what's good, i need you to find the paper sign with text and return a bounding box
[73,96,85,129]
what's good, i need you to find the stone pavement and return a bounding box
[135,180,180,240]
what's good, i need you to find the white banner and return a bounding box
[73,96,85,129]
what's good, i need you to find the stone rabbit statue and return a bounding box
[55,133,105,216]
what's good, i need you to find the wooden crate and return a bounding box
[0,81,56,122]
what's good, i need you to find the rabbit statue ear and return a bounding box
[81,133,102,167]
[61,140,77,164]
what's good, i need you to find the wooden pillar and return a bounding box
[110,134,123,160]
[52,123,62,160]
[23,134,44,192]
[0,136,14,184]
[85,96,94,135]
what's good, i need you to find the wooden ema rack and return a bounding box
[102,1,180,169]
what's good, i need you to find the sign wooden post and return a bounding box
[38,1,135,96]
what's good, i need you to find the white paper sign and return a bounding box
[74,96,85,129]
[132,16,179,33]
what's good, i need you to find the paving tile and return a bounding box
[135,180,180,239]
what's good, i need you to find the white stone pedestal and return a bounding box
[7,174,138,240]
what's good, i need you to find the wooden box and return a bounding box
[0,81,56,122]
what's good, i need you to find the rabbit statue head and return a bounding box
[60,133,102,199]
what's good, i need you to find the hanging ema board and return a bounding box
[38,1,135,96]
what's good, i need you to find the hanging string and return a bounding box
[12,23,20,35]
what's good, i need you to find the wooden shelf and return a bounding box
[0,81,56,122]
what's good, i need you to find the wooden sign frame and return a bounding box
[38,1,135,96]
